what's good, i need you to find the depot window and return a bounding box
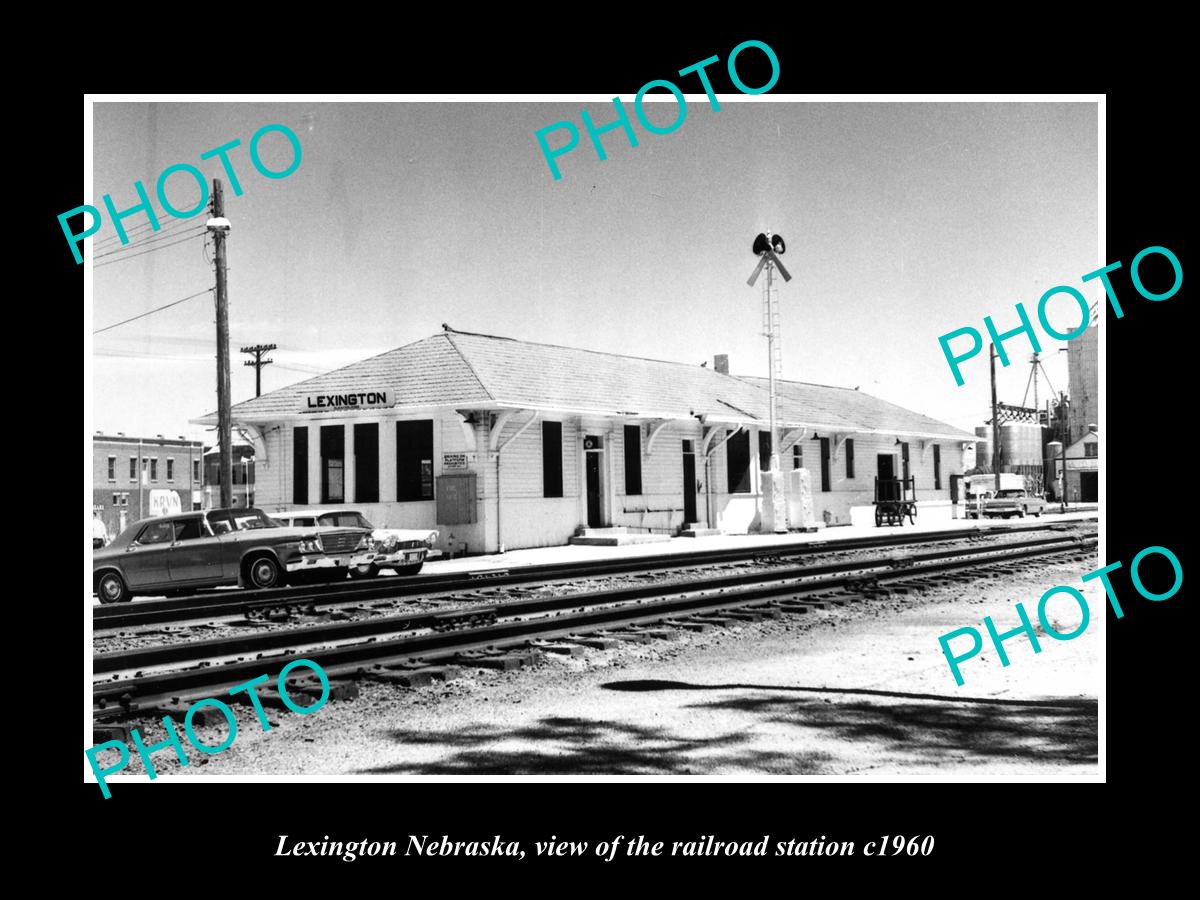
[758,430,772,472]
[107,456,115,481]
[293,427,309,504]
[542,421,563,498]
[845,438,855,479]
[819,437,831,492]
[792,445,803,469]
[933,444,942,489]
[355,423,379,503]
[320,425,345,504]
[623,424,642,495]
[397,420,434,501]
[727,430,751,493]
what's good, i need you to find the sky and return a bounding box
[89,99,1098,445]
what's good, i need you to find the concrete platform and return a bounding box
[569,532,672,546]
[569,526,672,546]
[426,509,1099,576]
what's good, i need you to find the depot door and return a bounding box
[1080,471,1098,502]
[586,452,603,527]
[682,440,697,523]
[877,453,900,501]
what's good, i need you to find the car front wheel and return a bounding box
[396,561,424,577]
[349,564,380,579]
[245,555,283,590]
[96,571,131,604]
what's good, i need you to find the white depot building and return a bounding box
[195,327,976,554]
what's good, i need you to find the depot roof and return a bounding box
[196,329,975,442]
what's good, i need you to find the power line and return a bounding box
[91,214,187,248]
[93,215,205,251]
[93,232,206,269]
[92,223,206,260]
[92,288,214,335]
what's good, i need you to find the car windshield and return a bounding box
[995,490,1023,498]
[318,512,373,529]
[208,510,279,533]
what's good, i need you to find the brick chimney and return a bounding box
[713,354,729,375]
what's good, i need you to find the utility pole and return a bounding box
[241,343,276,397]
[990,343,1001,493]
[211,180,233,509]
[1060,392,1070,513]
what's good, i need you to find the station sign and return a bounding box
[302,391,390,411]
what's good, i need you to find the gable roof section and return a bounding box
[738,375,975,441]
[202,329,976,441]
[205,334,492,421]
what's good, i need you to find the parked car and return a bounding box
[982,489,1047,519]
[91,507,369,604]
[271,508,438,577]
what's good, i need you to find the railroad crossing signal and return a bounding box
[747,231,791,286]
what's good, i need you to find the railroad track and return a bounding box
[93,532,1096,719]
[93,520,1094,632]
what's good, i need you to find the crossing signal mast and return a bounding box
[747,231,792,533]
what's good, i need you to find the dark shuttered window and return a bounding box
[793,445,803,469]
[819,437,831,492]
[293,427,308,504]
[901,441,910,482]
[758,430,773,472]
[396,420,434,501]
[933,444,942,490]
[542,421,563,498]
[845,438,855,479]
[623,425,642,495]
[320,425,345,503]
[727,430,751,493]
[354,423,379,503]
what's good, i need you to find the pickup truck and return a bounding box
[982,489,1047,519]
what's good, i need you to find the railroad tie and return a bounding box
[451,651,534,671]
[529,640,586,657]
[359,665,463,687]
[565,635,623,650]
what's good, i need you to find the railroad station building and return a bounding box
[195,328,976,554]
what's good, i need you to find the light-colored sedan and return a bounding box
[271,508,438,577]
[982,489,1048,519]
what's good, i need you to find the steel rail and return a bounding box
[94,533,1091,675]
[93,536,1096,714]
[93,520,1093,631]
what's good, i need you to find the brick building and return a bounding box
[92,433,205,539]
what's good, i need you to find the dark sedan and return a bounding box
[91,508,368,603]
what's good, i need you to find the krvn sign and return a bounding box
[303,391,389,411]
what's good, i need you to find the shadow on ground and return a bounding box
[358,680,1095,775]
[360,714,831,775]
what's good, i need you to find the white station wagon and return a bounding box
[271,508,439,578]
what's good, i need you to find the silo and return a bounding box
[1000,423,1042,467]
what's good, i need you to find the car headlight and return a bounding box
[355,535,370,551]
[424,532,438,549]
[298,536,323,554]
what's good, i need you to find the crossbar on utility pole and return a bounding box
[241,343,276,397]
